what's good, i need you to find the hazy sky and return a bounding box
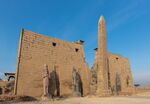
[0,0,150,86]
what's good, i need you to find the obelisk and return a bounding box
[96,16,110,96]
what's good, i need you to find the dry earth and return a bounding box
[1,92,150,104]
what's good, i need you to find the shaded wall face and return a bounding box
[108,53,135,94]
[15,30,90,97]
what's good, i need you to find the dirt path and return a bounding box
[1,92,150,104]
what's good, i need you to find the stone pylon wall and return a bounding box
[14,29,90,97]
[107,52,135,95]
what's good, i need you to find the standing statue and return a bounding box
[126,76,130,87]
[72,68,83,96]
[72,68,76,93]
[90,69,97,94]
[42,64,49,97]
[76,71,83,96]
[115,73,121,95]
[49,66,60,98]
[49,69,57,98]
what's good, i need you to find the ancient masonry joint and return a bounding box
[14,16,135,98]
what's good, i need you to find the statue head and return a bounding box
[73,66,76,72]
[53,65,57,72]
[43,64,48,71]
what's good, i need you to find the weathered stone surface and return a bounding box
[14,16,134,98]
[107,52,135,95]
[90,16,135,96]
[92,51,135,95]
[96,16,110,96]
[14,29,90,97]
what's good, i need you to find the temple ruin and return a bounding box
[14,16,135,98]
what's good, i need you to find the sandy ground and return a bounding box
[1,92,150,104]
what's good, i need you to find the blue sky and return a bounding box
[0,0,150,86]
